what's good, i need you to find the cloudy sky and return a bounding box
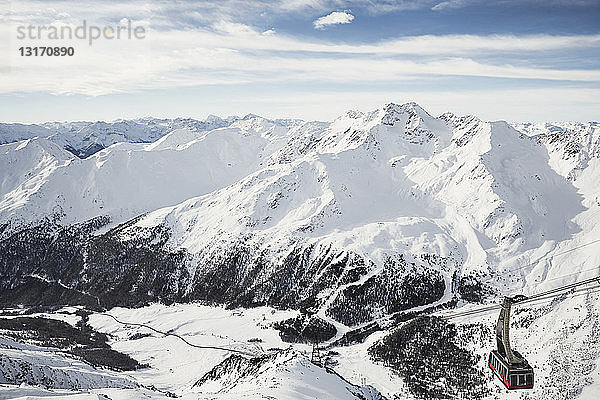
[1,0,599,122]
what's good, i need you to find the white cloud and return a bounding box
[313,11,354,29]
[212,20,256,35]
[2,16,599,97]
[432,0,470,11]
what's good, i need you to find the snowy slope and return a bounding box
[2,102,598,319]
[192,350,385,400]
[0,116,238,159]
[112,103,598,322]
[2,293,595,400]
[0,123,57,146]
[0,304,387,399]
[0,103,599,399]
[0,337,136,390]
[0,117,318,233]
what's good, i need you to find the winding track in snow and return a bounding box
[94,312,262,357]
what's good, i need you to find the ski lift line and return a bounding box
[441,288,600,321]
[440,308,498,320]
[97,313,259,357]
[436,304,503,318]
[520,275,600,303]
[441,281,600,321]
[457,284,600,320]
[519,283,600,313]
[514,284,600,309]
[545,238,600,258]
[518,282,600,306]
[438,276,600,320]
[517,285,598,307]
[438,305,501,320]
[544,266,600,282]
[481,238,600,284]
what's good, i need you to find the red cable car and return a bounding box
[488,297,534,389]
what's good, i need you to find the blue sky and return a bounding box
[1,0,599,122]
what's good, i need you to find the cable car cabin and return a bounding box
[488,350,534,389]
[489,296,534,390]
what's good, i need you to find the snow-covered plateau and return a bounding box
[0,102,598,399]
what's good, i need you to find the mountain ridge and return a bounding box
[1,102,597,311]
[0,102,599,399]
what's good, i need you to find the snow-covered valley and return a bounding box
[0,102,599,399]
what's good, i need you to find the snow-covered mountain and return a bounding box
[0,336,136,390]
[0,116,317,234]
[0,103,599,399]
[0,116,239,158]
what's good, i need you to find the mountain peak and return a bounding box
[383,101,429,115]
[379,102,433,126]
[242,113,263,120]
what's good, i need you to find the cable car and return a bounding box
[488,297,534,389]
[488,350,534,389]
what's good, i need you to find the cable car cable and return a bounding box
[435,274,600,320]
[441,286,600,321]
[544,265,600,282]
[480,238,600,284]
[519,275,600,303]
[439,278,600,321]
